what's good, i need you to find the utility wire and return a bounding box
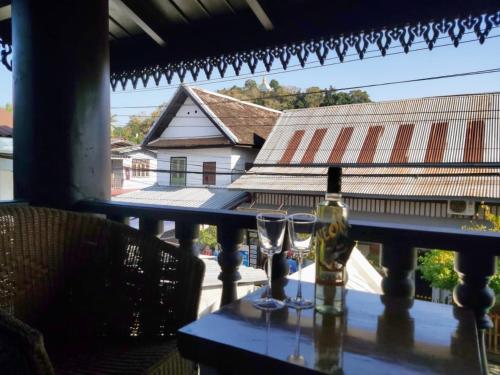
[111,28,500,94]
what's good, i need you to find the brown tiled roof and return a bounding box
[142,85,281,148]
[0,109,13,137]
[190,88,281,146]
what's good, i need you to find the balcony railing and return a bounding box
[75,199,500,332]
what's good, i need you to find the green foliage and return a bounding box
[217,80,371,110]
[418,251,459,291]
[198,226,218,249]
[111,105,164,144]
[419,205,500,294]
[465,204,500,232]
[0,103,12,112]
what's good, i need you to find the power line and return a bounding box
[115,66,500,107]
[111,29,500,94]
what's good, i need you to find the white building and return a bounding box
[114,85,281,210]
[111,144,157,195]
[0,108,13,200]
[142,85,281,188]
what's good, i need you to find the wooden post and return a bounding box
[217,224,243,306]
[380,242,417,299]
[107,215,130,226]
[12,0,110,208]
[453,251,496,375]
[271,232,290,281]
[176,222,200,256]
[140,218,164,237]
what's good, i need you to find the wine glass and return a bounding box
[253,213,287,311]
[286,213,316,309]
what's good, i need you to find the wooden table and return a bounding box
[178,280,481,374]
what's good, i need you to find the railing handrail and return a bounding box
[76,199,500,253]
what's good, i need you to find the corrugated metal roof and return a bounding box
[229,166,500,199]
[255,92,500,166]
[113,186,247,209]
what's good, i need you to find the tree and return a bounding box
[418,205,500,295]
[217,79,370,110]
[199,226,218,249]
[111,105,164,144]
[0,103,12,112]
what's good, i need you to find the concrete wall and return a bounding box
[0,157,13,200]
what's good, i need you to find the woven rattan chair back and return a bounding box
[0,206,204,338]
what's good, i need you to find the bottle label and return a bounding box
[315,205,349,286]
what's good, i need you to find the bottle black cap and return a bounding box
[327,167,342,193]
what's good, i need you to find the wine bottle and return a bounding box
[314,167,351,315]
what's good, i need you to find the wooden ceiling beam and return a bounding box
[110,0,166,46]
[0,4,11,21]
[245,0,273,30]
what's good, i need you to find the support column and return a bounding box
[380,242,417,299]
[453,252,496,375]
[140,218,164,237]
[217,224,243,306]
[271,233,290,281]
[453,252,496,329]
[176,222,200,256]
[12,0,110,208]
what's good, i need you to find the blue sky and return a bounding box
[1,30,500,126]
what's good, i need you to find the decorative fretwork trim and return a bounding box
[109,11,500,91]
[2,11,500,90]
[0,37,12,72]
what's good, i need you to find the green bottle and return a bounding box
[314,167,351,315]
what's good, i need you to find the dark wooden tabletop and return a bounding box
[178,280,481,375]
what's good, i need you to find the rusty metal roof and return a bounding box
[255,92,500,167]
[229,166,500,200]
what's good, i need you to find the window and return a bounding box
[170,157,187,186]
[203,162,216,185]
[132,159,150,177]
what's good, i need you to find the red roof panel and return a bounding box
[279,130,305,164]
[390,124,415,163]
[357,126,384,164]
[301,128,327,164]
[463,120,485,163]
[327,127,354,163]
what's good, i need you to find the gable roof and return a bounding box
[0,108,13,137]
[255,92,500,167]
[142,85,281,148]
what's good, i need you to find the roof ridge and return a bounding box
[189,86,282,113]
[281,91,500,113]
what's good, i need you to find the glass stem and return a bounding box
[294,309,302,357]
[267,253,273,300]
[296,250,303,301]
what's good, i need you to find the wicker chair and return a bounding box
[0,206,205,374]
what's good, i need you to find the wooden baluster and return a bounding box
[139,218,164,237]
[107,214,130,226]
[380,242,417,299]
[453,251,496,375]
[176,222,200,256]
[271,230,290,281]
[217,224,243,306]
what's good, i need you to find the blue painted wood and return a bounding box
[76,199,500,253]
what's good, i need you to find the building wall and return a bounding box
[160,97,223,139]
[0,157,13,200]
[111,151,157,192]
[230,148,258,182]
[156,147,257,187]
[157,147,233,187]
[252,192,500,219]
